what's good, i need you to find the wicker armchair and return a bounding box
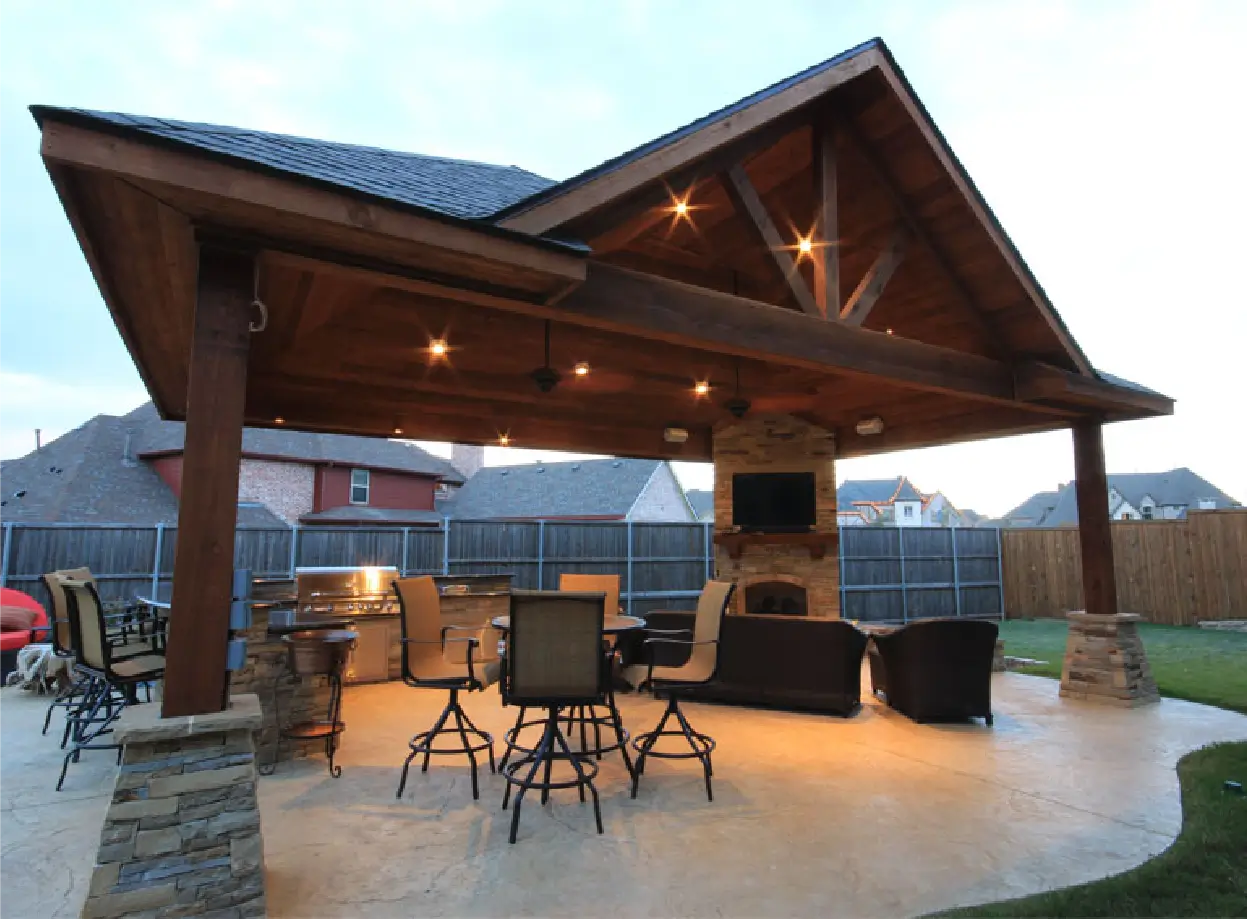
[500,590,607,844]
[392,576,499,801]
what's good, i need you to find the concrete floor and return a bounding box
[4,670,1246,919]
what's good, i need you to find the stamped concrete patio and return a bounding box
[4,668,1246,919]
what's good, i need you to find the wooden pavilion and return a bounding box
[32,39,1171,716]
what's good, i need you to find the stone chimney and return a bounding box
[450,444,485,480]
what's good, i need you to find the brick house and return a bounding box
[1,403,463,526]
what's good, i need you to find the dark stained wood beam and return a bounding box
[721,164,821,316]
[162,244,254,717]
[836,116,999,347]
[813,120,840,317]
[1014,362,1173,416]
[841,227,907,326]
[1072,420,1119,616]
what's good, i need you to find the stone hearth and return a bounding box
[713,416,839,618]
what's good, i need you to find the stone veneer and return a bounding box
[230,606,330,767]
[1059,612,1159,706]
[712,415,839,618]
[82,695,266,919]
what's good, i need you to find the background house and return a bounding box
[684,489,714,522]
[836,477,935,527]
[1,403,462,526]
[1002,468,1240,527]
[443,457,696,522]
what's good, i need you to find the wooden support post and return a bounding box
[813,120,840,318]
[162,244,255,717]
[1072,419,1117,617]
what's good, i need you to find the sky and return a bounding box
[2,0,1245,518]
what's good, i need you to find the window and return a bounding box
[349,469,370,505]
[903,504,914,518]
[1141,506,1153,520]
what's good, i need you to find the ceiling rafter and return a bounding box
[835,114,1001,351]
[721,163,821,317]
[840,226,908,326]
[812,119,840,318]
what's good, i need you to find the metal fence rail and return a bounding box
[1,520,1003,622]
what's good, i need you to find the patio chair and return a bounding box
[392,576,498,801]
[556,573,625,759]
[628,579,734,802]
[500,590,607,844]
[57,579,165,791]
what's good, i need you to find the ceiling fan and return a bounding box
[530,320,562,393]
[724,362,750,419]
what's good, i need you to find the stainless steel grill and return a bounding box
[296,567,400,618]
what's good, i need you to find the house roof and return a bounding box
[0,409,284,527]
[32,107,562,226]
[131,402,462,482]
[1009,469,1240,527]
[300,506,445,526]
[684,489,714,520]
[837,477,924,506]
[443,458,663,520]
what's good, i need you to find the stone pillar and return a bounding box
[82,695,266,919]
[1060,421,1159,706]
[1060,612,1159,706]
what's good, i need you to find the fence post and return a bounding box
[151,524,165,599]
[536,520,546,590]
[702,521,713,583]
[838,525,846,619]
[950,526,961,618]
[0,522,12,588]
[995,526,1006,620]
[626,520,634,616]
[288,524,300,577]
[898,528,909,622]
[401,527,410,576]
[441,517,451,576]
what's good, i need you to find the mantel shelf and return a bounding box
[713,532,838,560]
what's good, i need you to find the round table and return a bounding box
[490,614,644,634]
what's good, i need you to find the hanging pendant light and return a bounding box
[530,320,562,393]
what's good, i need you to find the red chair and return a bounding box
[0,587,51,683]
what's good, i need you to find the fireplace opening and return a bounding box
[744,580,808,616]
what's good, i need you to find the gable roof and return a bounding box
[1002,490,1061,525]
[684,489,715,520]
[0,410,283,527]
[837,477,924,506]
[32,108,559,224]
[1009,469,1240,527]
[130,403,462,482]
[444,458,663,520]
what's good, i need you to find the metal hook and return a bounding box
[249,299,268,333]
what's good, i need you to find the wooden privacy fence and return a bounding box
[1,520,1003,623]
[1001,510,1247,625]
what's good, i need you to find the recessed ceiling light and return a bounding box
[674,200,689,216]
[573,361,591,376]
[694,381,711,396]
[429,339,448,357]
[798,237,813,255]
[498,433,511,446]
[393,427,403,435]
[885,328,894,336]
[274,416,285,425]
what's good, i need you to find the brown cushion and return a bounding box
[0,606,37,632]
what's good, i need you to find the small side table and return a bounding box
[270,629,357,778]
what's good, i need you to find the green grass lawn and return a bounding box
[934,741,1247,918]
[998,619,1247,714]
[938,621,1247,917]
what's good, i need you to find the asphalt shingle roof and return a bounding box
[132,403,462,482]
[0,408,283,527]
[684,489,714,521]
[1008,469,1240,527]
[444,458,662,520]
[837,477,924,505]
[31,107,559,222]
[300,506,445,526]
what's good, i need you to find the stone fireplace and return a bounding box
[713,415,840,618]
[743,576,808,616]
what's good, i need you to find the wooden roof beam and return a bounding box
[813,119,840,317]
[721,163,821,316]
[841,226,908,326]
[1015,362,1174,416]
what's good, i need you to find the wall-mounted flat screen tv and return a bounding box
[731,472,817,533]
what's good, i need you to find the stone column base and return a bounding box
[82,694,266,919]
[1059,612,1159,707]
